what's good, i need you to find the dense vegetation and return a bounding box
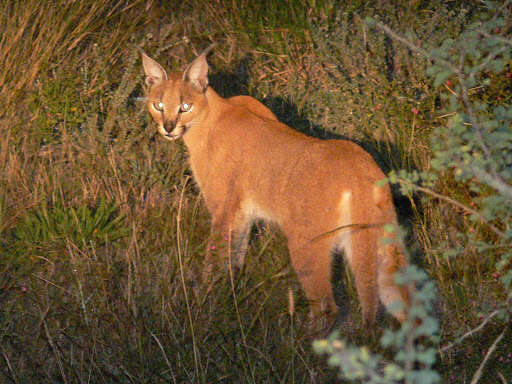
[0,1,510,383]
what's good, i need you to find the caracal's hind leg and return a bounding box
[377,242,410,323]
[287,236,337,329]
[347,229,379,326]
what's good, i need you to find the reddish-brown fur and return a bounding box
[141,48,411,326]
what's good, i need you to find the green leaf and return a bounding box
[433,70,453,87]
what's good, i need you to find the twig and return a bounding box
[469,165,512,202]
[156,36,191,57]
[398,179,505,238]
[1,346,18,384]
[42,318,68,384]
[176,176,201,381]
[478,30,512,48]
[458,72,512,197]
[150,331,177,384]
[470,327,507,384]
[470,45,509,79]
[439,310,499,353]
[373,21,461,75]
[457,66,494,168]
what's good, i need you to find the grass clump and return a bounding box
[13,198,129,252]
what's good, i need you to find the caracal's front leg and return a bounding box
[203,207,251,281]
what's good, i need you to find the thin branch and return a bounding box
[498,372,508,384]
[457,71,512,193]
[150,331,177,384]
[469,165,512,201]
[470,45,509,79]
[398,179,505,238]
[457,69,494,164]
[470,327,507,384]
[175,176,201,381]
[452,38,512,213]
[439,310,499,353]
[373,21,461,75]
[0,346,18,384]
[42,318,68,384]
[478,30,512,47]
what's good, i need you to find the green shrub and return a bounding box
[316,2,511,382]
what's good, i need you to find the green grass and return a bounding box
[0,0,510,383]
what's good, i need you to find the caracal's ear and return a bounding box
[183,43,216,93]
[140,51,168,87]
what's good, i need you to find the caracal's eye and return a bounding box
[153,101,164,112]
[180,102,193,113]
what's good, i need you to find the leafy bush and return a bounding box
[381,1,512,316]
[315,2,511,382]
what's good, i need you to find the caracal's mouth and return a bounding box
[158,125,182,141]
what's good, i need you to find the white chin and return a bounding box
[163,133,179,141]
[157,126,181,141]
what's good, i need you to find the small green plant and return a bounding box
[27,73,87,145]
[13,198,129,253]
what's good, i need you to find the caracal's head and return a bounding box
[141,47,213,141]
